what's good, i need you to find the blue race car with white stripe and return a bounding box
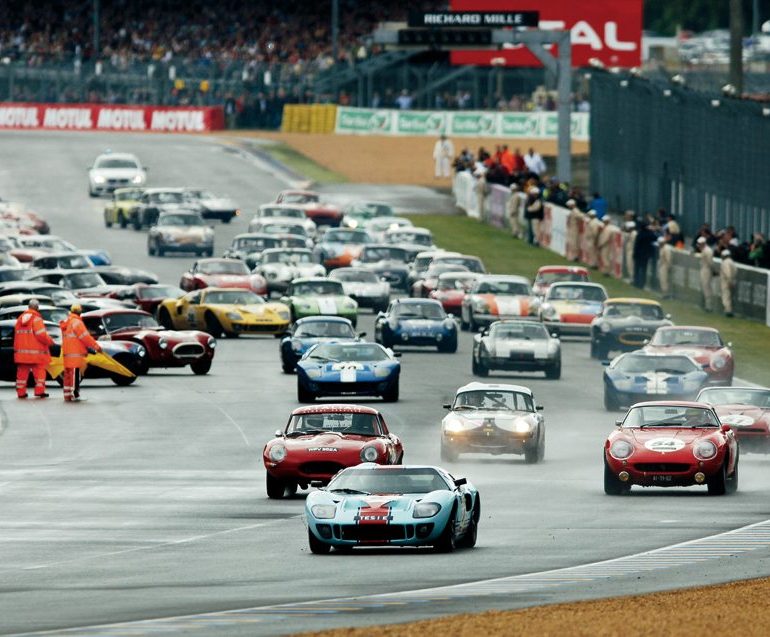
[296,341,400,402]
[279,316,361,373]
[374,298,457,353]
[305,464,479,553]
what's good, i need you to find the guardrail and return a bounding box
[453,172,770,326]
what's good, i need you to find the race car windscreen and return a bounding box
[198,261,249,275]
[328,467,449,495]
[615,354,699,375]
[651,329,723,347]
[332,270,379,283]
[137,285,184,300]
[262,250,313,264]
[349,203,394,217]
[294,320,355,338]
[307,343,389,363]
[393,302,444,320]
[437,257,484,273]
[56,255,92,268]
[291,281,343,296]
[204,290,263,305]
[324,230,370,244]
[604,303,664,320]
[454,390,534,412]
[359,247,407,263]
[698,388,770,408]
[548,285,607,302]
[282,193,318,204]
[233,236,279,251]
[491,322,548,340]
[536,271,588,285]
[64,272,106,288]
[622,405,719,428]
[387,231,432,246]
[158,214,205,226]
[476,280,531,296]
[263,223,306,236]
[288,412,380,436]
[149,192,186,204]
[95,158,139,169]
[103,312,159,332]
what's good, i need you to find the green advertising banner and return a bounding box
[500,113,542,137]
[335,108,394,134]
[448,112,498,136]
[395,111,446,135]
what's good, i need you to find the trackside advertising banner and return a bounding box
[335,107,589,140]
[0,103,225,132]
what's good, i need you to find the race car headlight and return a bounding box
[131,175,143,184]
[226,312,243,320]
[158,338,168,350]
[693,440,717,460]
[609,439,634,460]
[346,219,359,228]
[136,346,146,357]
[600,322,611,333]
[360,446,379,462]
[311,504,336,519]
[541,304,558,319]
[514,418,533,433]
[373,366,391,378]
[278,310,290,321]
[306,368,323,379]
[93,175,106,184]
[444,417,466,433]
[207,337,216,349]
[710,352,728,370]
[473,299,489,312]
[343,298,357,309]
[413,502,441,518]
[269,444,287,462]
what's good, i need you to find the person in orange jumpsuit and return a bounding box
[13,298,54,398]
[60,304,101,402]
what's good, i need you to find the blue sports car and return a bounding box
[279,316,361,373]
[374,298,457,353]
[603,351,709,411]
[305,464,480,553]
[296,341,401,402]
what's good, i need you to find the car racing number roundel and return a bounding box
[644,438,686,453]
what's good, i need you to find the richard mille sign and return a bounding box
[408,11,539,28]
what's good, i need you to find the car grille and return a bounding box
[633,463,691,472]
[171,342,205,359]
[107,178,130,186]
[509,351,535,361]
[299,461,346,476]
[316,381,383,394]
[340,524,411,542]
[618,331,651,346]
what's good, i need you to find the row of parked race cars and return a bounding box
[2,152,762,554]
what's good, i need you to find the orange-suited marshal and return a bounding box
[13,298,54,398]
[60,304,101,401]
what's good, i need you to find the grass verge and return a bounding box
[256,142,348,185]
[405,214,770,386]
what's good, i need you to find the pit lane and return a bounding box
[1,131,769,636]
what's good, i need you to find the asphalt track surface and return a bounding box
[0,131,769,636]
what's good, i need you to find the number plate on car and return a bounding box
[652,475,673,482]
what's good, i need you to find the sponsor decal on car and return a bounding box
[307,447,339,452]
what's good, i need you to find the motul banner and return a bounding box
[450,0,642,68]
[0,103,225,132]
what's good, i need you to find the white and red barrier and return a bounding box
[0,103,224,132]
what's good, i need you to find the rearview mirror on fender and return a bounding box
[454,477,467,487]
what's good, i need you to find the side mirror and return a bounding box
[454,477,467,487]
[642,338,650,345]
[665,314,672,320]
[601,360,611,366]
[615,419,623,427]
[393,352,402,358]
[280,296,290,304]
[550,332,559,339]
[358,331,367,338]
[721,423,731,433]
[376,311,386,318]
[536,404,544,411]
[702,362,711,369]
[274,430,283,437]
[442,403,452,410]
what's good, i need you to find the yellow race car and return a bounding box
[104,187,144,229]
[156,287,291,337]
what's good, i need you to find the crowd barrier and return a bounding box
[281,104,337,133]
[334,106,589,140]
[0,102,224,132]
[453,172,770,326]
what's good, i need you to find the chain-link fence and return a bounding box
[590,70,770,241]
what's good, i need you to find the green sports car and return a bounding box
[280,277,358,327]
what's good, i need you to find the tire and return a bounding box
[524,439,542,464]
[205,313,224,338]
[147,242,156,256]
[604,456,629,495]
[119,213,128,229]
[133,217,142,231]
[157,308,174,330]
[104,216,113,228]
[205,248,214,257]
[382,379,399,402]
[266,472,287,499]
[434,509,457,553]
[109,355,138,386]
[308,529,331,554]
[297,383,315,403]
[460,313,469,331]
[604,386,620,411]
[281,361,295,374]
[457,506,479,549]
[544,359,561,380]
[438,335,457,353]
[89,188,97,198]
[468,314,478,333]
[707,461,728,496]
[593,341,608,360]
[475,357,489,378]
[726,456,739,494]
[190,359,212,375]
[440,441,459,462]
[157,244,165,257]
[222,216,232,224]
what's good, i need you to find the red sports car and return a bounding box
[604,401,738,495]
[179,258,267,295]
[411,263,470,298]
[429,271,479,314]
[532,265,589,296]
[644,326,734,386]
[82,308,216,375]
[263,404,404,499]
[275,190,342,227]
[108,283,186,314]
[697,386,770,454]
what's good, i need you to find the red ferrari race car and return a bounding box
[275,189,343,227]
[429,271,479,314]
[179,258,267,295]
[82,308,216,375]
[644,326,734,386]
[697,386,770,454]
[532,265,589,297]
[263,404,404,499]
[604,401,738,495]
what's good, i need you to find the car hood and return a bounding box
[486,337,552,355]
[112,327,204,343]
[199,198,236,210]
[91,168,142,178]
[623,428,717,448]
[282,433,377,453]
[342,282,387,295]
[599,316,669,329]
[644,344,719,362]
[447,409,537,431]
[216,303,287,317]
[293,296,350,312]
[548,299,603,315]
[158,227,210,240]
[396,318,445,331]
[714,405,770,429]
[476,294,534,316]
[201,274,252,287]
[329,492,448,514]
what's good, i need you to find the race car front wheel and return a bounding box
[604,456,630,495]
[266,473,288,499]
[308,529,332,554]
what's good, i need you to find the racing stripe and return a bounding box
[480,294,498,315]
[355,501,393,545]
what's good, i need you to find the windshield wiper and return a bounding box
[285,429,328,437]
[308,355,339,363]
[640,421,683,428]
[329,488,371,495]
[454,405,478,411]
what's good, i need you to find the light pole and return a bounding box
[331,0,339,63]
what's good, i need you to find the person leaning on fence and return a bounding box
[696,236,715,311]
[657,233,674,299]
[525,186,543,246]
[13,298,54,399]
[597,217,616,276]
[623,216,637,282]
[584,210,602,269]
[719,249,737,318]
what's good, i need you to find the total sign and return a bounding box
[450,0,642,68]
